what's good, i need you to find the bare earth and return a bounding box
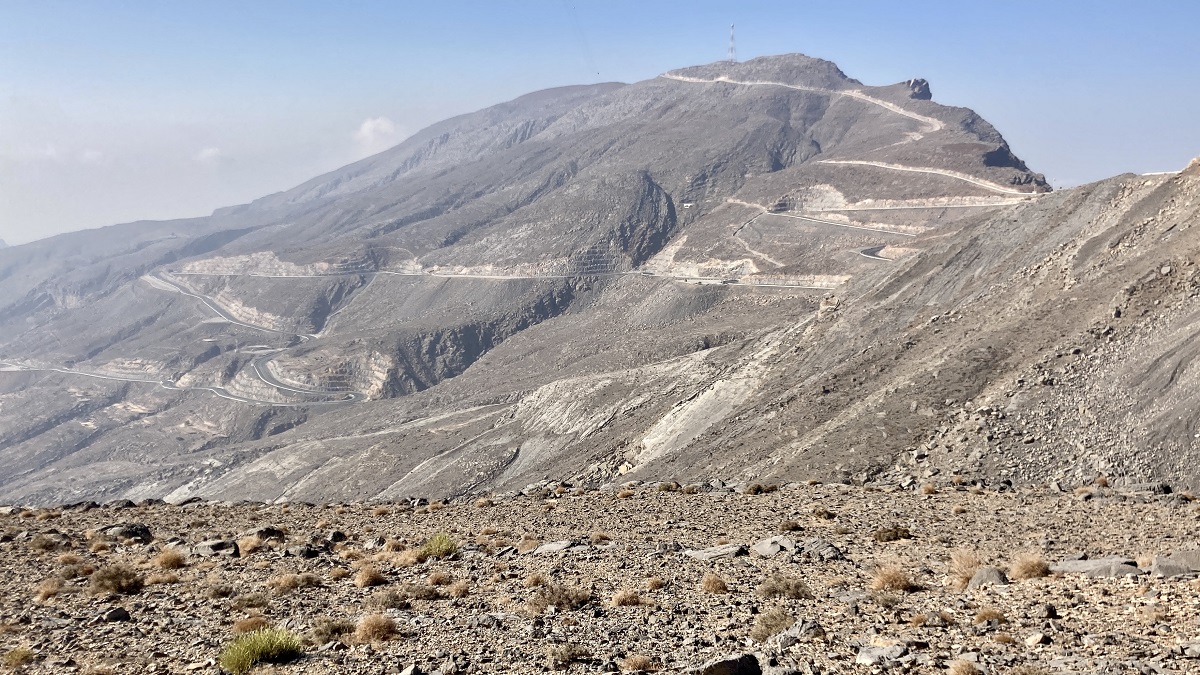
[2,479,1199,674]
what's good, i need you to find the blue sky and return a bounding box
[2,1,1198,244]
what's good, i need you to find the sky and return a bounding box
[2,1,1198,246]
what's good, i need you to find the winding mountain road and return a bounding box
[816,159,1036,196]
[661,72,944,135]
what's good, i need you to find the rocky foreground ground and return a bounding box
[2,479,1200,674]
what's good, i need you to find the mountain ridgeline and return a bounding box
[1,54,1196,506]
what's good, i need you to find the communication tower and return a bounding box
[728,24,737,63]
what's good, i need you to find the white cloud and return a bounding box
[78,149,104,164]
[353,116,397,155]
[194,147,222,163]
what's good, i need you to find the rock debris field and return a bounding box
[2,479,1200,674]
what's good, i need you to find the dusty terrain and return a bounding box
[3,479,1200,674]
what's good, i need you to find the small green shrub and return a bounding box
[218,628,304,674]
[420,532,457,559]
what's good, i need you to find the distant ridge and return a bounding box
[0,239,7,249]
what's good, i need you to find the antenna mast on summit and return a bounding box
[728,24,737,63]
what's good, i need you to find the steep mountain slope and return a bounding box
[15,53,1182,506]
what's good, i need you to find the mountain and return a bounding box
[5,54,1193,506]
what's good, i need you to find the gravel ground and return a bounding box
[2,480,1199,674]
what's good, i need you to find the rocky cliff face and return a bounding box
[5,53,1183,506]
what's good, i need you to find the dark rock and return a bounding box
[241,526,286,542]
[691,654,762,675]
[101,523,152,544]
[102,607,130,622]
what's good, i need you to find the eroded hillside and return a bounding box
[4,55,1191,505]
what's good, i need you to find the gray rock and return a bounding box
[750,536,796,558]
[682,543,748,561]
[771,619,824,650]
[532,540,575,554]
[1163,549,1200,571]
[101,523,152,544]
[794,537,843,562]
[1051,556,1138,575]
[283,545,319,559]
[855,644,906,666]
[691,653,762,675]
[967,566,1009,589]
[192,539,239,557]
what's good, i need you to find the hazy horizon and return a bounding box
[3,1,1198,246]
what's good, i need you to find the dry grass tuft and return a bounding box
[371,506,390,516]
[871,525,913,542]
[35,577,64,602]
[448,580,470,598]
[948,659,981,675]
[528,584,591,613]
[756,574,813,600]
[973,607,1007,624]
[427,571,452,586]
[230,592,269,610]
[589,532,611,545]
[146,572,180,585]
[232,616,270,635]
[1009,551,1050,580]
[517,535,540,554]
[620,654,661,672]
[474,498,494,508]
[645,576,665,590]
[236,536,264,558]
[3,647,35,668]
[546,643,590,669]
[354,566,386,588]
[329,567,350,581]
[57,553,82,565]
[749,607,795,642]
[778,520,802,532]
[153,548,186,570]
[949,549,983,590]
[921,483,938,495]
[699,573,728,594]
[267,572,322,595]
[610,589,646,607]
[869,564,916,593]
[89,564,143,595]
[29,534,61,552]
[354,614,397,643]
[523,572,548,588]
[308,617,355,645]
[617,489,635,499]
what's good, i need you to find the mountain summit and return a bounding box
[5,54,1193,505]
